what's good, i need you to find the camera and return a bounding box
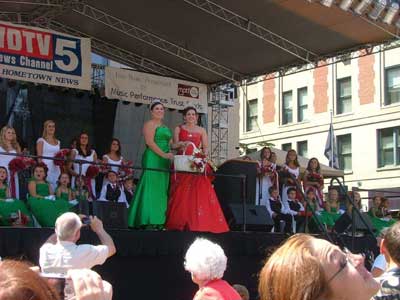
[81,216,91,225]
[41,273,75,300]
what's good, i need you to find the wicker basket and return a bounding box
[174,142,200,173]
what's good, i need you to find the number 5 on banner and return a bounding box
[54,39,79,72]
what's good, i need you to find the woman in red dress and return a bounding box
[165,106,229,233]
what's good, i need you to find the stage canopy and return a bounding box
[0,0,398,84]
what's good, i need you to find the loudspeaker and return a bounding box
[228,204,274,231]
[92,201,128,229]
[214,159,258,205]
[333,212,375,233]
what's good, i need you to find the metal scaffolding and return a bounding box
[210,86,235,164]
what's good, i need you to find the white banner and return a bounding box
[0,22,91,90]
[105,66,208,113]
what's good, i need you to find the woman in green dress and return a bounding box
[0,166,32,226]
[128,101,175,229]
[28,164,71,227]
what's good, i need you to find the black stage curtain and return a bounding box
[0,228,378,300]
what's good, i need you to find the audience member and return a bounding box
[39,212,116,274]
[371,228,389,278]
[0,259,60,300]
[67,268,113,300]
[185,238,241,300]
[374,221,400,299]
[259,234,379,300]
[232,284,249,300]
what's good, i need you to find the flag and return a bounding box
[324,123,339,169]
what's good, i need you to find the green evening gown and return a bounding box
[0,187,33,226]
[28,182,72,227]
[128,126,172,228]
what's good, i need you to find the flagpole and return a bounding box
[330,110,334,168]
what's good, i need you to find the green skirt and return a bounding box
[319,210,342,227]
[370,217,396,235]
[28,197,73,227]
[0,199,33,226]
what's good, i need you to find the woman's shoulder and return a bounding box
[36,137,45,144]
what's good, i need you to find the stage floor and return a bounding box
[0,228,377,300]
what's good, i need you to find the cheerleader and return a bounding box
[302,157,324,207]
[102,138,123,187]
[255,147,277,207]
[36,120,60,191]
[67,132,98,199]
[0,126,21,198]
[281,149,301,207]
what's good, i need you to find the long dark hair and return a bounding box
[285,149,300,167]
[107,138,122,157]
[76,132,92,158]
[306,157,321,173]
[260,147,272,160]
[182,106,197,116]
[150,101,164,111]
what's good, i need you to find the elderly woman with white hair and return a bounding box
[185,238,241,300]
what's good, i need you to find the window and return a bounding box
[385,66,400,105]
[246,148,257,155]
[282,91,293,125]
[282,143,292,152]
[378,127,400,167]
[297,141,308,158]
[337,134,352,171]
[337,77,352,114]
[246,99,258,131]
[297,87,308,122]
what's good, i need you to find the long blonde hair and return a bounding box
[42,120,56,139]
[0,126,20,152]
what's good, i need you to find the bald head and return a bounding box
[55,212,82,241]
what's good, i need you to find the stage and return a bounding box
[0,228,378,300]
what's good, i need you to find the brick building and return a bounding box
[239,45,400,206]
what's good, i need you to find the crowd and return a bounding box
[255,147,396,234]
[1,211,399,300]
[0,102,229,233]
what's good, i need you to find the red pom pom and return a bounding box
[54,149,71,167]
[9,157,36,173]
[119,160,134,177]
[86,165,99,178]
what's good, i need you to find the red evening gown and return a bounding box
[165,127,229,233]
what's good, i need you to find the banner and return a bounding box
[105,66,208,113]
[0,22,91,90]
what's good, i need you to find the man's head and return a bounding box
[268,186,279,199]
[232,284,250,300]
[55,212,82,243]
[107,171,118,184]
[287,188,297,200]
[382,222,400,266]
